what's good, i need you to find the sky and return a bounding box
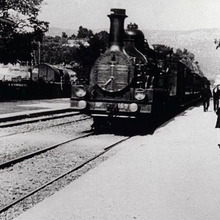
[38,0,220,31]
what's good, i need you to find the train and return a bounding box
[70,8,209,129]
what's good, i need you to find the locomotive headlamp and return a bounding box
[75,86,87,98]
[77,100,87,109]
[134,88,146,100]
[129,103,138,112]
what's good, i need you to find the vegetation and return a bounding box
[39,27,109,83]
[0,0,49,64]
[0,1,200,82]
[153,44,197,68]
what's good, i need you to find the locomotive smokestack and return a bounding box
[108,8,127,50]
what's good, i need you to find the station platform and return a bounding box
[14,101,220,220]
[0,98,72,122]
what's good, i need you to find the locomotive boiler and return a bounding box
[70,8,206,129]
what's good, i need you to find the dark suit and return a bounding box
[213,87,220,111]
[202,86,212,112]
[216,108,220,128]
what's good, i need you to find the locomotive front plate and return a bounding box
[91,51,133,93]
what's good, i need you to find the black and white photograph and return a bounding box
[0,0,220,219]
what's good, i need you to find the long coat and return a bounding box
[215,108,220,128]
[202,87,212,101]
[213,87,220,101]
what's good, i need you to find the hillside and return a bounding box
[46,27,77,38]
[47,27,220,84]
[143,28,220,84]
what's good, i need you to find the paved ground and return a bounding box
[14,101,220,220]
[0,98,70,114]
[0,98,72,121]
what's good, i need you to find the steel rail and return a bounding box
[0,136,131,213]
[0,132,94,169]
[0,116,92,138]
[0,112,82,128]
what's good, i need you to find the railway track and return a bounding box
[0,108,135,219]
[0,132,94,169]
[0,114,91,138]
[0,114,93,166]
[0,111,82,128]
[0,135,131,215]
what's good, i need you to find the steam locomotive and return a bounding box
[70,8,207,128]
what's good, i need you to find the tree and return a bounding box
[40,35,79,65]
[37,28,109,84]
[0,0,48,35]
[74,30,109,83]
[0,0,49,64]
[152,44,173,59]
[77,26,93,39]
[69,33,76,39]
[93,30,109,52]
[172,48,195,67]
[152,44,199,72]
[62,32,68,39]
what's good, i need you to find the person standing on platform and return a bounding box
[215,107,220,147]
[201,84,212,112]
[213,85,220,111]
[215,107,220,128]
